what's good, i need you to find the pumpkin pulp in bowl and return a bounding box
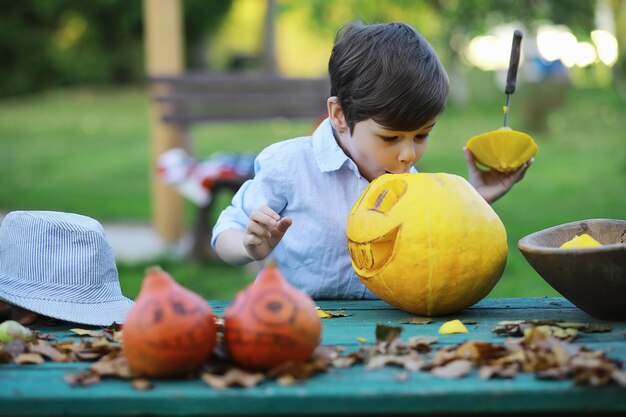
[518,219,626,321]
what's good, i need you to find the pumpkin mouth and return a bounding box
[347,225,400,278]
[145,317,213,351]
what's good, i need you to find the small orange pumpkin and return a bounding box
[224,260,322,370]
[123,266,217,378]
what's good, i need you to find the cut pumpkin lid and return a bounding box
[466,128,538,172]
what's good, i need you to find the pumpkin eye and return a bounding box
[168,294,200,316]
[355,178,407,214]
[252,289,297,326]
[137,300,165,328]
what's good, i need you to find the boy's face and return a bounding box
[344,117,437,182]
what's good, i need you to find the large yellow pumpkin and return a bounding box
[346,173,507,316]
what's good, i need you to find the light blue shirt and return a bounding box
[212,118,415,300]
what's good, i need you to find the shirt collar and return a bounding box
[312,118,353,173]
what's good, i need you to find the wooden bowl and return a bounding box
[518,219,626,321]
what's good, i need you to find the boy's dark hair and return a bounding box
[329,22,449,133]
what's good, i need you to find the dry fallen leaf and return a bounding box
[69,328,103,338]
[89,353,133,379]
[375,323,403,343]
[494,320,612,339]
[399,317,432,325]
[64,371,101,387]
[3,314,624,391]
[315,307,350,318]
[524,325,578,341]
[331,356,357,368]
[407,336,438,353]
[276,374,298,386]
[478,363,519,380]
[202,368,265,389]
[1,339,26,357]
[28,340,66,362]
[267,349,333,382]
[14,353,45,364]
[431,359,473,379]
[612,369,626,387]
[131,378,154,391]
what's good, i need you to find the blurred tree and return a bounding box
[262,0,277,74]
[611,0,626,100]
[275,0,600,128]
[285,0,596,52]
[184,0,233,69]
[428,0,596,123]
[0,1,61,96]
[276,0,596,96]
[427,0,595,38]
[0,0,232,97]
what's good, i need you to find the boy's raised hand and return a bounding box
[244,205,292,260]
[463,147,532,204]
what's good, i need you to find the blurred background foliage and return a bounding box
[0,0,624,299]
[0,0,232,96]
[1,0,624,97]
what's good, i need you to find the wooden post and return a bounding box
[262,0,277,74]
[143,0,185,243]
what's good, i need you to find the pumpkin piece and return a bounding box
[438,319,469,334]
[315,307,334,318]
[224,260,322,370]
[123,267,217,378]
[347,173,507,317]
[560,233,602,248]
[466,128,538,172]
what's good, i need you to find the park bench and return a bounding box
[149,72,330,260]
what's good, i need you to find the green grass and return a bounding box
[116,258,259,301]
[1,79,624,300]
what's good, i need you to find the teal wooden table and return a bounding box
[1,297,625,416]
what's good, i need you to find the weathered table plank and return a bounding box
[1,297,625,416]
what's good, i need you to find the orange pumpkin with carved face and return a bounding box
[224,260,322,370]
[123,267,217,377]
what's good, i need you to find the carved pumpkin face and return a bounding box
[347,173,507,316]
[123,268,217,378]
[224,262,321,370]
[131,294,215,351]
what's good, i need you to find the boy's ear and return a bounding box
[327,97,348,133]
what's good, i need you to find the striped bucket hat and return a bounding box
[0,211,133,326]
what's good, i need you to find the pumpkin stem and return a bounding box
[145,265,164,275]
[255,259,285,285]
[141,265,175,292]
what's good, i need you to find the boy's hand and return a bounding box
[463,147,532,204]
[244,205,292,260]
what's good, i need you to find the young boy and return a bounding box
[212,22,531,299]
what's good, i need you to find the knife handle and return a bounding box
[505,30,523,95]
